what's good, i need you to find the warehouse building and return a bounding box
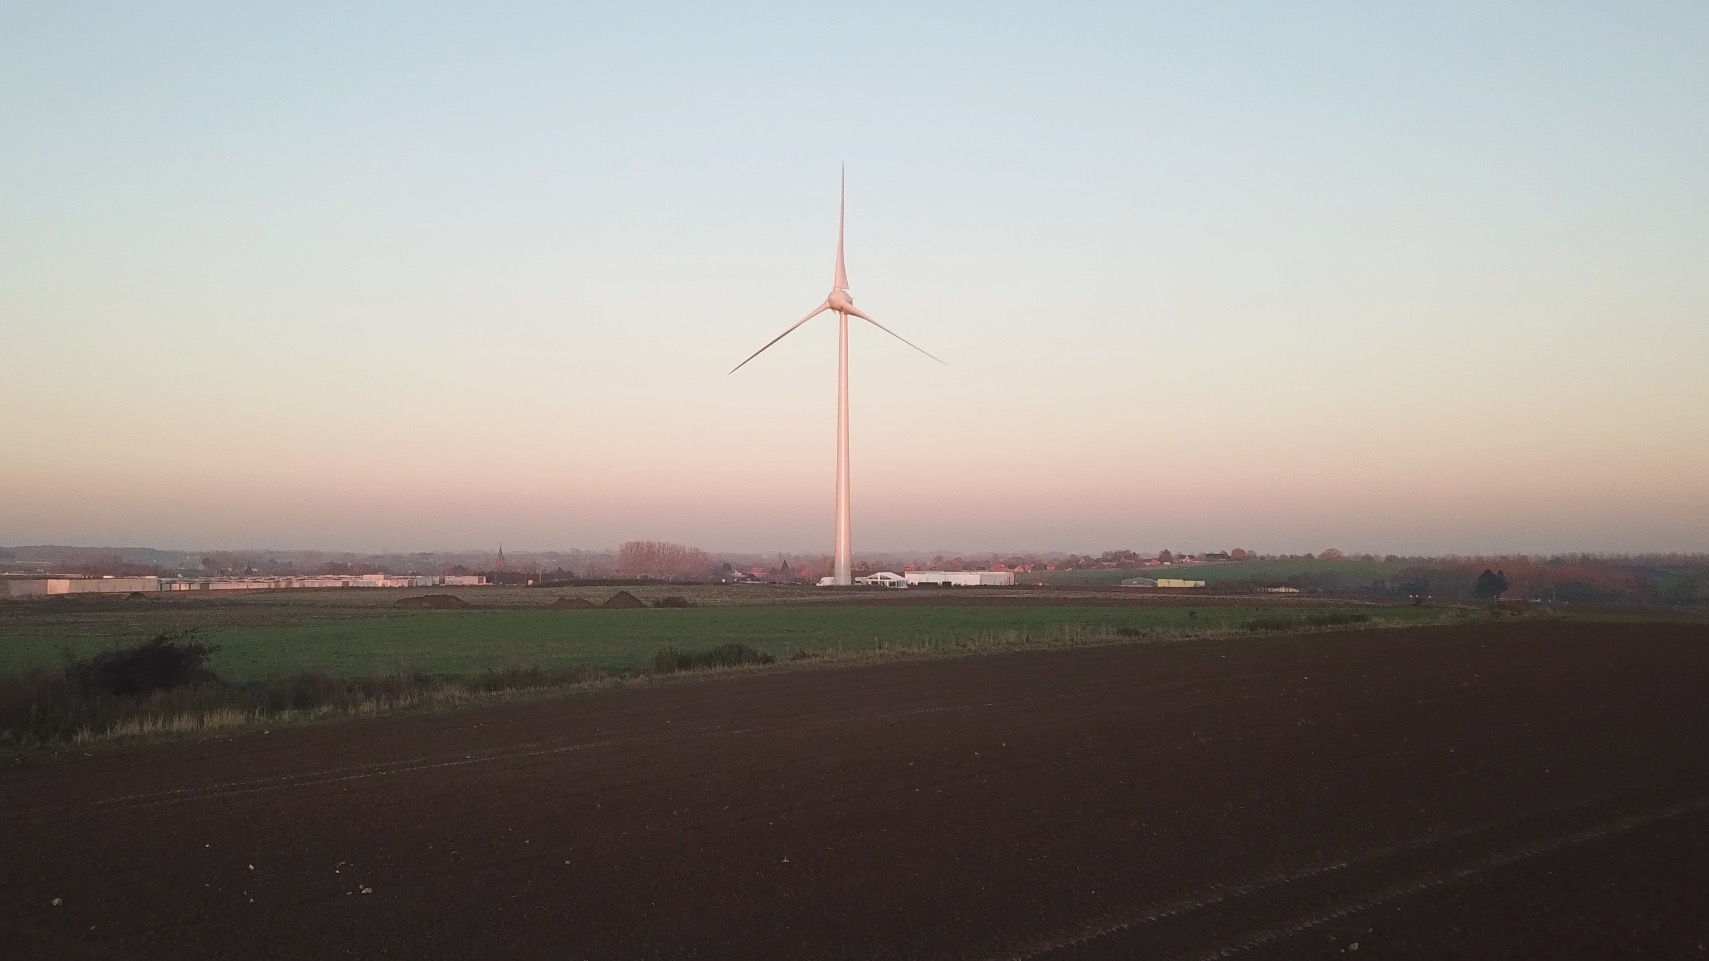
[1120,576,1207,588]
[1,573,488,598]
[0,576,161,598]
[903,570,1016,587]
[854,572,908,588]
[166,574,489,591]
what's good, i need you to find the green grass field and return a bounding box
[1022,559,1409,588]
[0,587,1444,681]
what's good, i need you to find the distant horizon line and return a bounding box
[5,543,1706,562]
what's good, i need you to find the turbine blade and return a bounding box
[729,301,832,374]
[833,166,849,290]
[845,306,947,365]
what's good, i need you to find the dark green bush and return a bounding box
[1247,612,1372,632]
[653,643,775,674]
[467,664,605,692]
[1302,612,1371,628]
[1,639,613,745]
[66,630,218,696]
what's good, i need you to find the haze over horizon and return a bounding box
[4,4,1706,557]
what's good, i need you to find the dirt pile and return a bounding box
[601,591,647,609]
[393,594,472,610]
[549,596,596,610]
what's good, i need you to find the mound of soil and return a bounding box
[393,594,472,610]
[125,591,153,601]
[601,591,647,609]
[549,596,596,610]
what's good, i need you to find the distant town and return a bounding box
[2,542,1705,605]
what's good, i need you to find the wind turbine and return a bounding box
[730,170,944,586]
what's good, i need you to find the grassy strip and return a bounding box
[653,642,773,674]
[1244,611,1372,632]
[1,661,614,747]
[2,612,1465,750]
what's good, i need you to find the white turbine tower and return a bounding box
[730,170,943,586]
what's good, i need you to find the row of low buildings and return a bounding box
[821,570,1018,588]
[166,574,490,591]
[0,573,489,599]
[1120,577,1208,589]
[0,576,166,598]
[1121,578,1302,593]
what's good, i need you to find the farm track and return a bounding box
[1,620,1706,959]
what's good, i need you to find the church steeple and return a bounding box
[496,544,506,574]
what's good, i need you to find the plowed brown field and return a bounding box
[3,620,1707,960]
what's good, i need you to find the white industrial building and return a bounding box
[854,572,907,588]
[0,573,488,598]
[0,576,161,599]
[166,574,489,591]
[903,570,1016,587]
[1120,576,1206,589]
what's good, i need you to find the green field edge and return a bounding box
[0,611,1477,756]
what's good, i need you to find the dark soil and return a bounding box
[600,590,647,609]
[548,596,596,610]
[391,593,472,610]
[3,621,1707,960]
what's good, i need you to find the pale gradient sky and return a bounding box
[3,2,1706,555]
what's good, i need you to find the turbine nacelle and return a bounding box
[827,288,854,311]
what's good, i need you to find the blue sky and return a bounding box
[2,3,1706,554]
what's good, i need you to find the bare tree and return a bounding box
[616,541,716,580]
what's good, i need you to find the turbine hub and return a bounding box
[828,288,853,310]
